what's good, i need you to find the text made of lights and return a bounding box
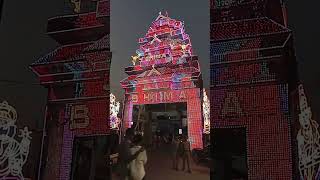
[131,89,200,104]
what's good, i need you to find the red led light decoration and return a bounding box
[29,1,111,180]
[121,12,204,150]
[211,0,300,179]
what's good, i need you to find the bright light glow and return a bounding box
[203,89,210,134]
[0,101,32,179]
[110,93,120,130]
[297,84,320,180]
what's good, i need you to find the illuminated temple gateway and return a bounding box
[210,0,301,179]
[30,1,112,180]
[121,12,204,149]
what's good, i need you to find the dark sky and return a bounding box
[0,0,319,130]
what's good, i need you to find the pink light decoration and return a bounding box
[130,12,193,67]
[122,12,203,149]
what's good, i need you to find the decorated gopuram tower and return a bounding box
[30,1,111,180]
[210,0,300,179]
[121,12,204,150]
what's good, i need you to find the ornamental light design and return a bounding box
[110,93,120,130]
[0,101,32,180]
[203,89,210,134]
[297,84,320,180]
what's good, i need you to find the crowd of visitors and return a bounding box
[117,128,192,180]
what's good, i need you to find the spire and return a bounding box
[155,11,168,21]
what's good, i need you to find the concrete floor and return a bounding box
[113,144,210,180]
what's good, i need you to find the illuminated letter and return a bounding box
[132,94,138,103]
[144,93,149,102]
[179,90,186,100]
[164,92,172,102]
[221,92,242,118]
[70,104,90,129]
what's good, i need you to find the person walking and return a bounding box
[129,134,147,180]
[170,136,179,169]
[182,135,192,173]
[175,136,184,171]
[118,128,145,180]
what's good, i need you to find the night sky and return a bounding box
[0,0,319,129]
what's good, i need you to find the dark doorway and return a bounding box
[132,103,187,146]
[212,127,248,180]
[70,135,117,180]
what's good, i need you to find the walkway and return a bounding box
[145,145,210,180]
[112,144,210,180]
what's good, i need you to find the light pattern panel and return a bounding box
[29,1,111,180]
[210,0,296,178]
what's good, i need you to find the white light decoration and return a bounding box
[110,93,120,130]
[0,101,32,179]
[296,84,320,180]
[203,89,210,134]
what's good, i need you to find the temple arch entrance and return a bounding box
[120,13,204,149]
[122,88,203,149]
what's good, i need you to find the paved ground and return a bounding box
[113,144,210,180]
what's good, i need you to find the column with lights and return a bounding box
[30,1,111,180]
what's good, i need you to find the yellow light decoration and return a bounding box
[70,0,81,13]
[131,55,139,65]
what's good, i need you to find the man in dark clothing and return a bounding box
[181,135,192,173]
[118,128,145,180]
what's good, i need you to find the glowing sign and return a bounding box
[130,89,200,104]
[0,101,32,179]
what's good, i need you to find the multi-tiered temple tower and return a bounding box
[210,0,299,179]
[121,13,204,150]
[30,1,111,180]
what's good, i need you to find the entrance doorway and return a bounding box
[212,127,248,179]
[70,135,117,180]
[132,102,187,146]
